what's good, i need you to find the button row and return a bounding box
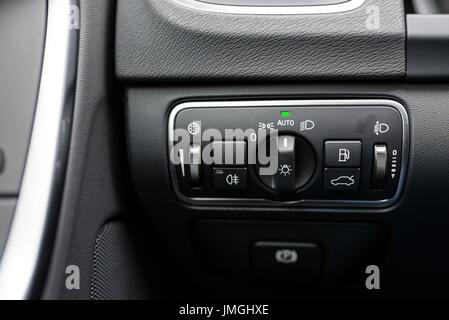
[180,140,390,194]
[324,140,361,191]
[324,141,389,191]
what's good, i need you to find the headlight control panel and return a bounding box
[168,99,409,207]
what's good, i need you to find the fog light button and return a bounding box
[213,167,247,190]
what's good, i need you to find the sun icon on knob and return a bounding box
[278,164,293,176]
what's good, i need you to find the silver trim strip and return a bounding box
[171,0,366,14]
[168,99,409,208]
[0,0,79,299]
[412,0,440,14]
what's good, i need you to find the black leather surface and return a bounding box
[91,221,153,300]
[43,0,182,300]
[116,0,405,81]
[43,0,125,299]
[125,83,449,299]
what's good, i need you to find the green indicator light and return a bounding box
[280,111,291,117]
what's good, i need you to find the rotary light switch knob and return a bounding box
[258,134,316,196]
[276,136,296,194]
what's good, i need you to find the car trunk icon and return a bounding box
[330,175,355,187]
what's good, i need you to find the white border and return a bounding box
[171,0,366,15]
[168,99,409,208]
[0,0,79,299]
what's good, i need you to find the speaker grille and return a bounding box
[90,221,151,300]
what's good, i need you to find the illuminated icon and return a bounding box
[187,121,201,135]
[338,148,350,162]
[275,249,298,264]
[330,175,355,187]
[258,122,274,130]
[391,149,398,179]
[299,120,315,132]
[374,121,389,135]
[278,164,293,176]
[277,119,295,127]
[226,174,239,186]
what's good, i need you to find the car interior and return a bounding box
[0,0,449,302]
